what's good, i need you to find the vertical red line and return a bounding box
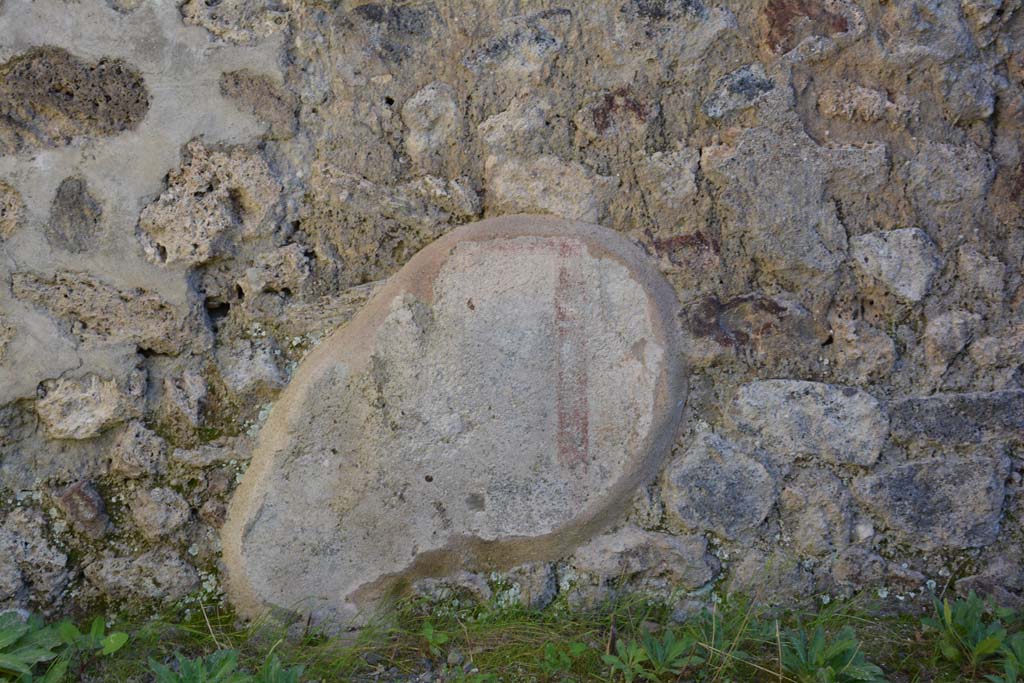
[554,240,590,468]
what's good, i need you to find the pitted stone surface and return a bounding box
[222,215,685,627]
[0,46,148,155]
[731,380,888,467]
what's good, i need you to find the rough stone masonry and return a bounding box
[0,0,1022,619]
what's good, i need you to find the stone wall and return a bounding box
[0,0,1022,617]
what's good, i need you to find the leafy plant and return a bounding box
[640,629,703,680]
[0,612,64,683]
[53,616,128,680]
[539,641,587,678]
[254,653,304,683]
[923,591,1006,676]
[999,607,1024,634]
[420,621,451,657]
[57,616,128,656]
[149,649,251,683]
[986,632,1024,683]
[780,624,888,683]
[681,603,759,677]
[602,639,648,683]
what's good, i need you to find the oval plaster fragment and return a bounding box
[221,215,685,628]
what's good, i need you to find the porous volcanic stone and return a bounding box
[852,455,1009,551]
[219,70,297,140]
[222,215,685,627]
[47,176,103,253]
[36,373,143,440]
[0,46,148,155]
[662,428,776,539]
[11,271,209,356]
[0,180,23,239]
[889,390,1024,447]
[731,380,888,467]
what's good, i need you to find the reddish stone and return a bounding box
[763,0,848,53]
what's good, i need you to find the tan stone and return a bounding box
[110,421,168,479]
[571,524,718,590]
[780,468,853,556]
[850,228,942,303]
[829,317,896,385]
[137,141,281,267]
[401,82,461,174]
[219,70,296,140]
[179,0,288,44]
[0,315,14,363]
[36,372,143,440]
[484,155,618,223]
[11,271,209,356]
[924,311,980,375]
[0,180,22,239]
[84,549,197,603]
[731,380,888,467]
[130,487,190,540]
[222,215,685,628]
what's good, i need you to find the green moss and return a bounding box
[195,426,224,444]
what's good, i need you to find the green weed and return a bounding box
[2,587,1022,682]
[148,649,304,683]
[780,623,887,683]
[149,649,249,683]
[538,641,587,679]
[923,591,1007,678]
[603,638,649,682]
[420,620,451,657]
[640,628,704,679]
[0,612,63,683]
[986,631,1024,683]
[0,612,127,683]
